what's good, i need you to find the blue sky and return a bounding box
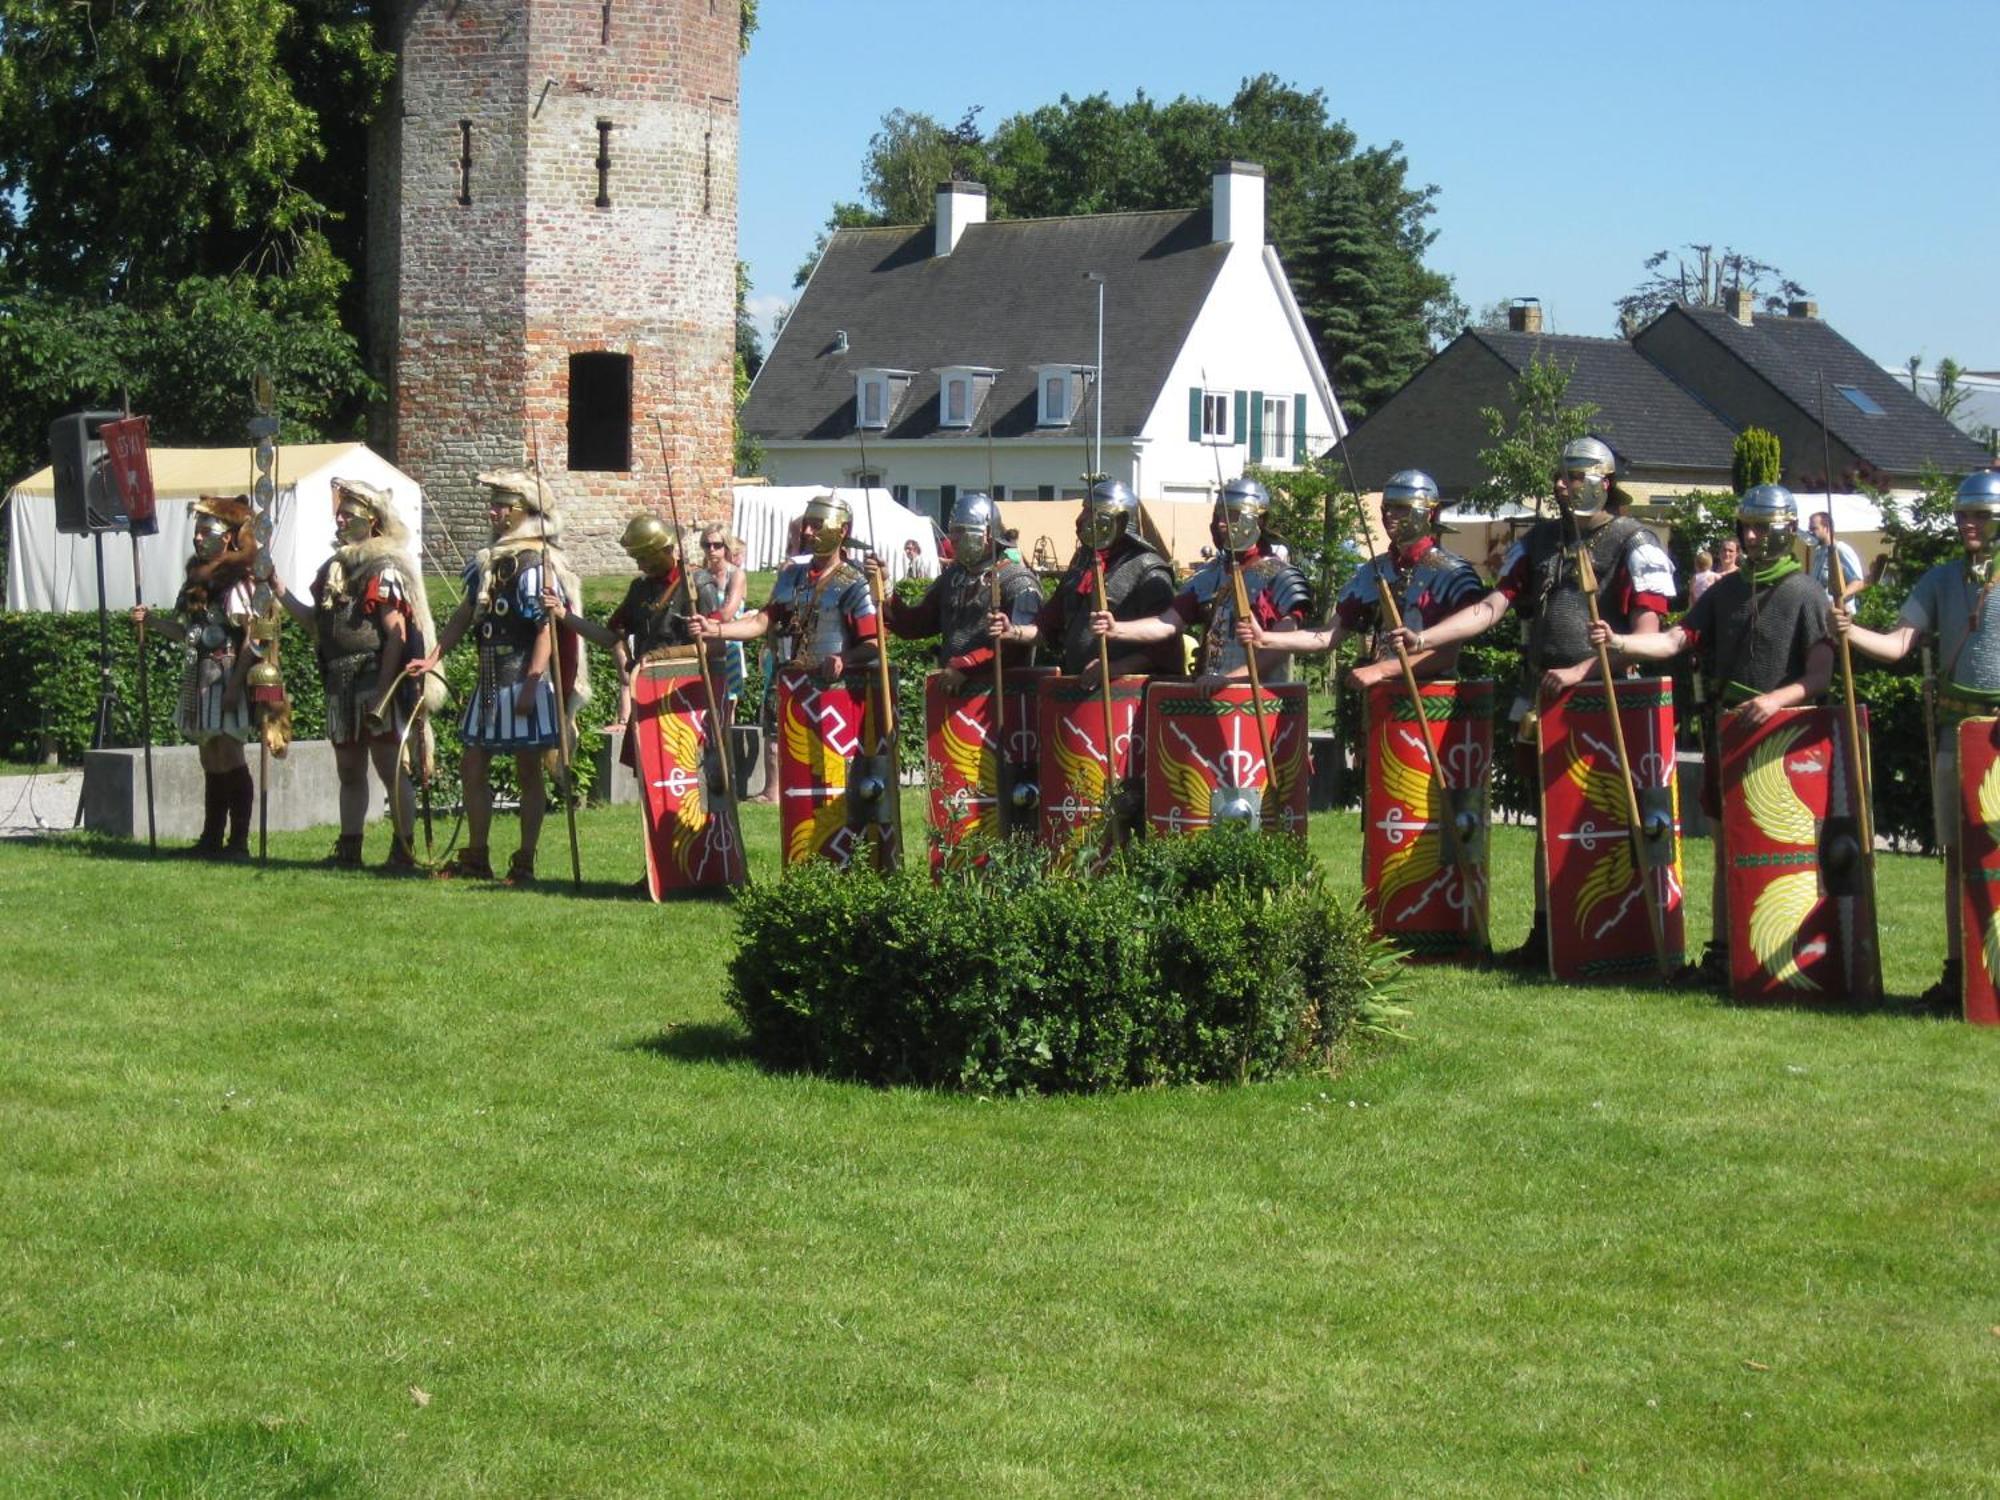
[739,0,1996,376]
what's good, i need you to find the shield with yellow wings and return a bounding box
[1143,680,1310,839]
[630,660,746,896]
[776,668,896,870]
[1035,675,1148,854]
[924,668,1056,853]
[1361,678,1493,961]
[1539,677,1686,981]
[1956,717,2000,1025]
[1718,705,1878,1004]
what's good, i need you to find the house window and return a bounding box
[942,375,971,428]
[1202,391,1232,443]
[913,488,942,524]
[1038,366,1074,427]
[567,352,632,472]
[849,469,882,489]
[857,376,888,430]
[1037,485,1056,501]
[990,485,1005,501]
[1834,383,1886,416]
[1263,396,1290,464]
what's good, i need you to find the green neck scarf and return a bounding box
[1751,555,1801,588]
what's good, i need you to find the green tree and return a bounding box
[1731,427,1781,494]
[1291,165,1428,418]
[1465,354,1600,514]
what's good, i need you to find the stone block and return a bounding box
[82,741,374,841]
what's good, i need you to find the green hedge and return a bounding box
[727,829,1400,1094]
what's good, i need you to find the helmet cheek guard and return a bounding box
[1558,438,1617,517]
[947,491,999,566]
[802,495,852,561]
[1217,477,1270,553]
[1082,479,1138,549]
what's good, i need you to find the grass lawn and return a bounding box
[1,804,1995,1496]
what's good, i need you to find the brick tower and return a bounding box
[368,0,739,571]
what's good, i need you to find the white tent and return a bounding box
[4,443,423,613]
[729,485,938,581]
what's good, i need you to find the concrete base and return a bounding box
[1308,731,1349,812]
[82,740,374,841]
[594,725,766,805]
[1677,749,1709,840]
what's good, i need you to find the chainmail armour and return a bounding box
[1051,540,1176,675]
[1182,554,1313,681]
[931,560,1043,665]
[1515,515,1673,670]
[1682,567,1830,704]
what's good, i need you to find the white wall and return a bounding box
[756,439,1137,521]
[1137,240,1342,493]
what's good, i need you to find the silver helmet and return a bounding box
[1957,470,2000,557]
[1216,476,1270,553]
[1558,437,1617,517]
[1735,483,1799,566]
[1380,469,1440,548]
[801,492,852,561]
[1081,478,1139,549]
[948,490,1001,566]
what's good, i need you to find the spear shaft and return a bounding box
[528,425,583,889]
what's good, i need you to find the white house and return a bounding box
[741,162,1345,535]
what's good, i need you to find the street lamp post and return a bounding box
[1084,271,1105,483]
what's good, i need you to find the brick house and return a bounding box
[740,162,1344,528]
[368,0,739,571]
[1343,295,1990,501]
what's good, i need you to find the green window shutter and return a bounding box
[1249,389,1265,463]
[1232,390,1248,445]
[1189,386,1203,441]
[1294,393,1308,460]
[940,483,957,512]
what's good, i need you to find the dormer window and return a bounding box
[1038,364,1091,427]
[937,365,1000,430]
[854,368,915,430]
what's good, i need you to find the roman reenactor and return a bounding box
[873,491,1042,680]
[1389,437,1676,965]
[691,493,892,866]
[411,469,586,886]
[1091,477,1311,683]
[130,494,260,858]
[1590,483,1835,987]
[1837,469,2000,1011]
[989,479,1176,679]
[271,478,437,870]
[552,512,743,893]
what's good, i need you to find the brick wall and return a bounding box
[371,0,739,574]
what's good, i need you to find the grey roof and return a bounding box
[1466,329,1738,471]
[742,209,1228,445]
[1650,306,1990,475]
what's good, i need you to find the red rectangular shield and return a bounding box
[923,668,1055,851]
[100,415,156,534]
[1958,717,2000,1025]
[1036,675,1148,853]
[776,669,898,870]
[630,659,745,895]
[1142,680,1309,838]
[1361,678,1493,961]
[1538,676,1686,981]
[1720,705,1880,1004]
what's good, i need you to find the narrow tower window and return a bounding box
[568,352,633,472]
[595,119,613,209]
[600,1,612,45]
[457,120,472,205]
[703,129,713,216]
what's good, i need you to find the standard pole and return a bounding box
[130,531,156,849]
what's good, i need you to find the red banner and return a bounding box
[99,415,156,533]
[1538,676,1686,980]
[1958,717,2000,1025]
[1720,705,1879,1004]
[1142,680,1308,838]
[924,668,1054,851]
[1361,678,1492,961]
[1035,675,1147,854]
[630,660,745,895]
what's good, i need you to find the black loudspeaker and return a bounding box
[50,410,128,535]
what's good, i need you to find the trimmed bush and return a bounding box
[727,828,1400,1093]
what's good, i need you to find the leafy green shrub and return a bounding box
[727,828,1397,1093]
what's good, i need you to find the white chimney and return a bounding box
[1211,160,1265,248]
[935,180,987,257]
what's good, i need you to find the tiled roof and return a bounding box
[1650,307,1990,475]
[741,209,1228,445]
[1467,329,1738,470]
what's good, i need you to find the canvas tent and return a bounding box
[729,486,938,581]
[4,443,424,613]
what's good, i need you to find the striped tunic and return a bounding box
[460,553,564,752]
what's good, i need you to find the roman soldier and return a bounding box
[1237,469,1480,685]
[989,479,1176,678]
[1388,437,1676,963]
[1837,469,2000,1008]
[1590,483,1834,985]
[872,491,1043,681]
[273,478,437,870]
[691,493,892,865]
[130,494,260,858]
[411,469,586,885]
[1092,477,1310,679]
